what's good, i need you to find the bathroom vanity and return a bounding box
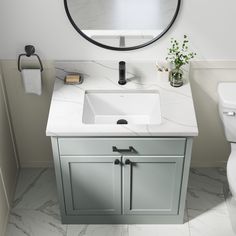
[46,61,198,224]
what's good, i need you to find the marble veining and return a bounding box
[46,61,198,137]
[186,168,236,236]
[187,168,227,214]
[13,168,48,208]
[6,167,236,236]
[7,209,67,236]
[12,168,58,212]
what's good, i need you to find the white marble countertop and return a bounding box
[46,61,198,137]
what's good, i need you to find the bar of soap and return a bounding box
[64,75,81,84]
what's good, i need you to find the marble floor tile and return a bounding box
[67,209,189,236]
[225,193,236,234]
[14,168,45,197]
[6,167,236,236]
[67,224,129,236]
[187,187,225,212]
[6,209,67,236]
[188,202,236,236]
[188,168,227,191]
[128,223,190,236]
[13,168,59,210]
[187,168,226,214]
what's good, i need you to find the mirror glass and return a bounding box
[65,0,180,50]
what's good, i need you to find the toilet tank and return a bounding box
[218,83,236,142]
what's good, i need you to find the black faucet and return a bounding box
[118,61,126,85]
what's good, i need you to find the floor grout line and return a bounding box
[186,199,192,236]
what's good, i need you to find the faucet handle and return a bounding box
[118,61,126,85]
[119,61,126,68]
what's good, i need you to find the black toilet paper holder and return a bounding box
[18,45,43,72]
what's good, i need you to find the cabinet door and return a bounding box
[61,156,121,215]
[123,156,184,215]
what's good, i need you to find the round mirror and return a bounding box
[64,0,181,50]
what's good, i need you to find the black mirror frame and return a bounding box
[64,0,181,51]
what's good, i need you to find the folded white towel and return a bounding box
[21,69,42,95]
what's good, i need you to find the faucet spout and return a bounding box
[118,61,126,85]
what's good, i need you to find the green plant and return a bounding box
[166,35,196,69]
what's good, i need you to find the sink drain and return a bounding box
[117,119,128,124]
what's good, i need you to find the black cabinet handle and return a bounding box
[114,159,120,165]
[125,159,131,165]
[112,146,135,153]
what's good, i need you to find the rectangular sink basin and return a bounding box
[82,90,161,125]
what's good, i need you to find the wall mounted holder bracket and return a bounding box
[18,45,43,72]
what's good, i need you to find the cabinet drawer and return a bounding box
[58,138,186,156]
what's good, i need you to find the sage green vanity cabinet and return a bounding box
[51,137,193,224]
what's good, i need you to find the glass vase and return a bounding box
[169,67,184,87]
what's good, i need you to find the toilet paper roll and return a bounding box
[64,74,81,84]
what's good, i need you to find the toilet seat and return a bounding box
[227,149,236,198]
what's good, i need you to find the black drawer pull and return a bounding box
[112,146,135,153]
[125,159,131,165]
[114,159,120,165]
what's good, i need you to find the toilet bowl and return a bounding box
[226,144,236,232]
[227,144,236,198]
[218,82,236,232]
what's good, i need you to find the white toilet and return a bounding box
[218,82,236,232]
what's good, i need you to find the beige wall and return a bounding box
[1,0,236,60]
[0,169,9,236]
[190,61,236,167]
[1,60,236,168]
[1,61,55,167]
[0,66,18,235]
